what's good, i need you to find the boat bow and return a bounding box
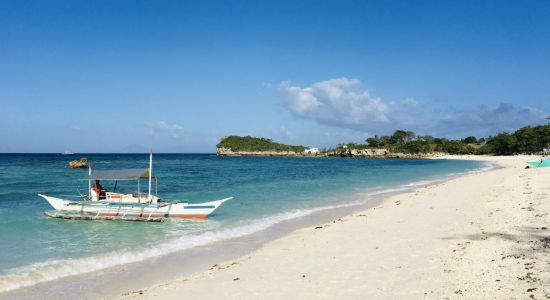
[38,194,72,210]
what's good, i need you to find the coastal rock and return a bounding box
[217,147,436,159]
[351,149,389,157]
[69,158,89,168]
[326,148,434,159]
[216,147,302,157]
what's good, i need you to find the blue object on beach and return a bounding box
[527,158,550,168]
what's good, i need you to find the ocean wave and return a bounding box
[0,161,492,293]
[362,162,493,198]
[0,200,365,293]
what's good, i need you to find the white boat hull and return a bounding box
[39,194,232,219]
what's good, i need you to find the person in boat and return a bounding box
[92,180,108,200]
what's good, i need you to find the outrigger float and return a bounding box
[39,153,232,222]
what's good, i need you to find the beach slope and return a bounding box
[122,155,549,299]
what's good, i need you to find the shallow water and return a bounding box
[0,154,484,292]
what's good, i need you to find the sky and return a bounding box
[1,0,549,153]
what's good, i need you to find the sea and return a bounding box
[0,153,487,294]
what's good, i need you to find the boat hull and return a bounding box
[527,158,550,168]
[93,213,209,219]
[38,194,232,219]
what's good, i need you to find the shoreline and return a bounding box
[216,148,435,159]
[0,158,489,299]
[117,155,549,299]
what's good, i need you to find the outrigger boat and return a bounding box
[39,153,232,221]
[527,158,550,168]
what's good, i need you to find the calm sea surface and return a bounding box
[0,153,485,292]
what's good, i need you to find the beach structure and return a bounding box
[40,153,232,221]
[304,147,320,155]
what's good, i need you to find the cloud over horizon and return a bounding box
[144,121,185,139]
[437,103,548,137]
[279,78,419,132]
[278,78,548,138]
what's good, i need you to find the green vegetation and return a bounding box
[351,124,550,155]
[337,131,480,155]
[218,124,550,156]
[217,136,307,153]
[477,125,550,155]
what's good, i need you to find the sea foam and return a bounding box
[0,200,366,293]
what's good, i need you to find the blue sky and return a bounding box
[1,0,549,152]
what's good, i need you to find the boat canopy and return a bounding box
[85,169,156,181]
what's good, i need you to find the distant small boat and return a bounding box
[40,153,232,221]
[527,158,550,168]
[61,151,74,155]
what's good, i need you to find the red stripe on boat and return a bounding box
[96,213,208,219]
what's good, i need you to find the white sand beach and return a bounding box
[121,155,549,299]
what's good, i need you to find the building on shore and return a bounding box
[304,147,320,155]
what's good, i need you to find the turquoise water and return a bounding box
[0,154,485,292]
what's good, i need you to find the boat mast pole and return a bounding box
[88,161,92,199]
[148,150,153,198]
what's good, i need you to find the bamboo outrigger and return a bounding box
[39,153,232,221]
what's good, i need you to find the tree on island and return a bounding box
[390,130,416,144]
[463,136,477,144]
[366,130,416,147]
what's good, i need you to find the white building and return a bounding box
[304,147,320,155]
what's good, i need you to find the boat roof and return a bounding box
[85,169,156,181]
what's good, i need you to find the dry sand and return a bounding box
[121,155,549,299]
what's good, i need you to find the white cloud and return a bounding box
[68,125,81,130]
[437,103,548,136]
[269,126,294,140]
[278,77,548,138]
[145,121,184,138]
[278,78,418,131]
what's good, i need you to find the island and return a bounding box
[215,134,430,158]
[217,124,550,158]
[216,135,308,156]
